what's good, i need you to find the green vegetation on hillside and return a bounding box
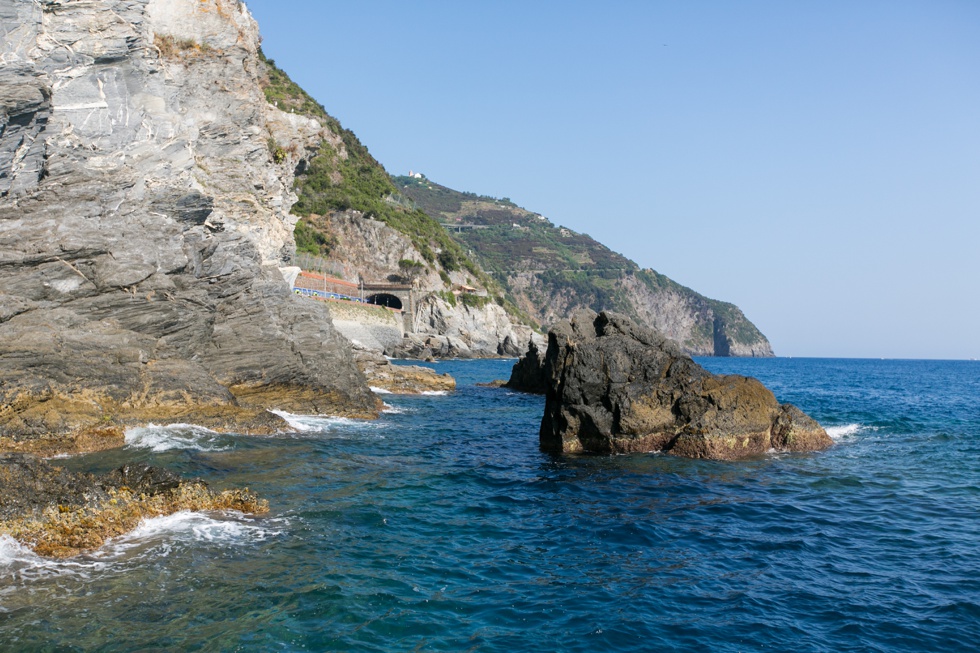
[294,218,335,256]
[258,53,534,326]
[256,54,767,353]
[394,175,518,218]
[396,176,642,318]
[258,52,474,273]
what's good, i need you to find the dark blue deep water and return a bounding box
[1,358,978,652]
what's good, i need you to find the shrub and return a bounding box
[294,219,334,256]
[268,138,287,164]
[155,34,211,59]
[438,249,459,272]
[460,293,491,309]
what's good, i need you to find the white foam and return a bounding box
[369,386,393,394]
[420,390,449,396]
[269,409,315,431]
[826,424,863,440]
[382,403,407,414]
[269,409,383,435]
[0,513,280,582]
[0,534,40,567]
[124,423,228,452]
[118,511,278,547]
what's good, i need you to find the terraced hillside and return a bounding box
[393,175,773,357]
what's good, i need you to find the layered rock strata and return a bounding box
[0,0,380,452]
[402,294,538,359]
[533,310,831,459]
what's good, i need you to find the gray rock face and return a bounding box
[534,310,831,459]
[406,294,536,358]
[0,0,379,447]
[315,211,537,359]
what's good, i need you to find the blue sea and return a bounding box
[1,358,978,652]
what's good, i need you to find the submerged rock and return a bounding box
[530,310,831,459]
[0,455,267,558]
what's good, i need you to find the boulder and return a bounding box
[531,310,832,459]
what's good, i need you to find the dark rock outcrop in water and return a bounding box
[505,339,548,393]
[0,0,380,452]
[532,310,831,459]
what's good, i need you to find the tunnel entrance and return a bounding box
[366,293,403,310]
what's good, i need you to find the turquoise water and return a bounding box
[1,358,978,652]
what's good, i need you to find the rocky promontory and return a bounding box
[0,0,380,454]
[527,310,831,459]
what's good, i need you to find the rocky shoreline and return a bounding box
[0,0,815,560]
[0,0,382,455]
[0,455,266,558]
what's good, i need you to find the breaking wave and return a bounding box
[825,423,868,440]
[124,424,231,452]
[0,512,280,582]
[268,410,386,436]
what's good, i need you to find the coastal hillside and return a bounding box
[258,55,535,357]
[394,175,773,357]
[256,33,769,358]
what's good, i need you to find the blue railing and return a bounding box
[293,288,367,303]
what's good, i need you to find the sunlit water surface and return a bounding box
[2,358,978,652]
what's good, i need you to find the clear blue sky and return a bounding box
[244,1,980,359]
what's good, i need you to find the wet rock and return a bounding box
[533,310,832,459]
[476,380,507,388]
[100,463,182,496]
[0,455,266,558]
[351,342,455,394]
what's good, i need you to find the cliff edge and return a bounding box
[0,0,380,453]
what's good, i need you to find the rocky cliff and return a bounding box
[394,176,774,357]
[0,0,380,452]
[298,209,533,358]
[395,293,539,359]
